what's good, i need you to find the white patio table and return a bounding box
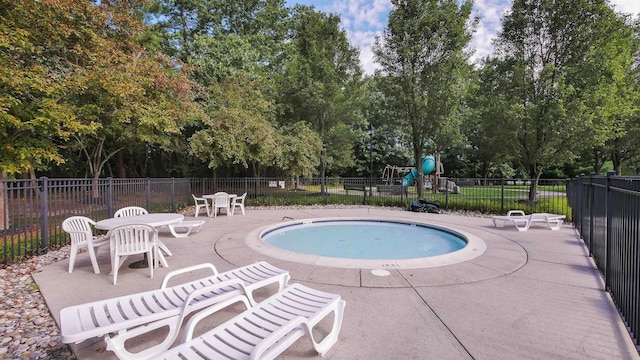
[95,213,184,270]
[202,193,237,217]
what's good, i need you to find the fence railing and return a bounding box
[567,172,640,346]
[1,176,569,264]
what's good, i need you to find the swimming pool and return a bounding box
[262,220,466,259]
[246,218,487,269]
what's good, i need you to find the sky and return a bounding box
[285,0,640,75]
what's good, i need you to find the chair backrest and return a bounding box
[213,192,229,206]
[236,192,247,202]
[61,216,95,245]
[114,206,148,218]
[108,224,156,256]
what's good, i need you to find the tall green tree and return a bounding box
[189,75,280,177]
[491,0,636,199]
[604,15,640,175]
[279,5,363,192]
[0,0,99,178]
[465,59,518,178]
[373,0,476,198]
[151,0,292,176]
[0,0,199,182]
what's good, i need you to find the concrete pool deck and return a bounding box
[34,207,640,359]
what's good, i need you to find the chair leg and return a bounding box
[87,245,101,274]
[112,256,120,285]
[148,249,154,279]
[68,244,78,273]
[157,240,173,256]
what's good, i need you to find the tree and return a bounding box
[279,5,363,193]
[464,61,517,178]
[491,0,636,200]
[373,0,476,198]
[278,121,322,188]
[151,0,292,176]
[1,0,200,184]
[0,0,100,178]
[188,75,280,177]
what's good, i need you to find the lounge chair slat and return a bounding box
[103,302,126,324]
[77,307,99,331]
[199,336,248,359]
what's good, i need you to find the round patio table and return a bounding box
[95,213,184,269]
[95,213,184,230]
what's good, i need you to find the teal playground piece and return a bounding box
[402,155,436,186]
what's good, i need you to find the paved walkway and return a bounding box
[34,207,639,359]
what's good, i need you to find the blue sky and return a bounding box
[285,0,640,75]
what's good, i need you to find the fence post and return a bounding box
[588,173,594,255]
[40,177,49,252]
[145,178,151,211]
[171,177,176,212]
[107,178,114,217]
[501,178,505,213]
[604,170,615,290]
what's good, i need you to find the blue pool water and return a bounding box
[261,220,467,260]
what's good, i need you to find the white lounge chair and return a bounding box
[492,210,565,231]
[167,220,205,238]
[60,261,290,359]
[61,216,110,274]
[161,283,346,360]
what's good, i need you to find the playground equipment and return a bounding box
[382,152,459,193]
[382,155,442,187]
[402,155,436,186]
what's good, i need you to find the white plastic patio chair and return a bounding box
[162,283,346,360]
[231,192,247,216]
[114,206,148,218]
[212,192,230,217]
[106,224,158,285]
[192,194,211,217]
[61,216,110,274]
[113,205,172,257]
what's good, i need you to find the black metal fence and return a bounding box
[567,172,640,346]
[1,176,569,264]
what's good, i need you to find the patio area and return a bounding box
[34,207,639,359]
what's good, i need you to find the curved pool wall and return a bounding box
[246,217,487,269]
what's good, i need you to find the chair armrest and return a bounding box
[160,263,218,289]
[507,210,525,217]
[180,279,252,343]
[250,316,309,360]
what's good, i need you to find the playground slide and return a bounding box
[402,156,436,186]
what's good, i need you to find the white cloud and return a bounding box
[610,0,640,15]
[329,0,391,74]
[291,0,639,75]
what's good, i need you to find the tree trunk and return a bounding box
[117,151,126,178]
[528,168,542,202]
[592,147,606,175]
